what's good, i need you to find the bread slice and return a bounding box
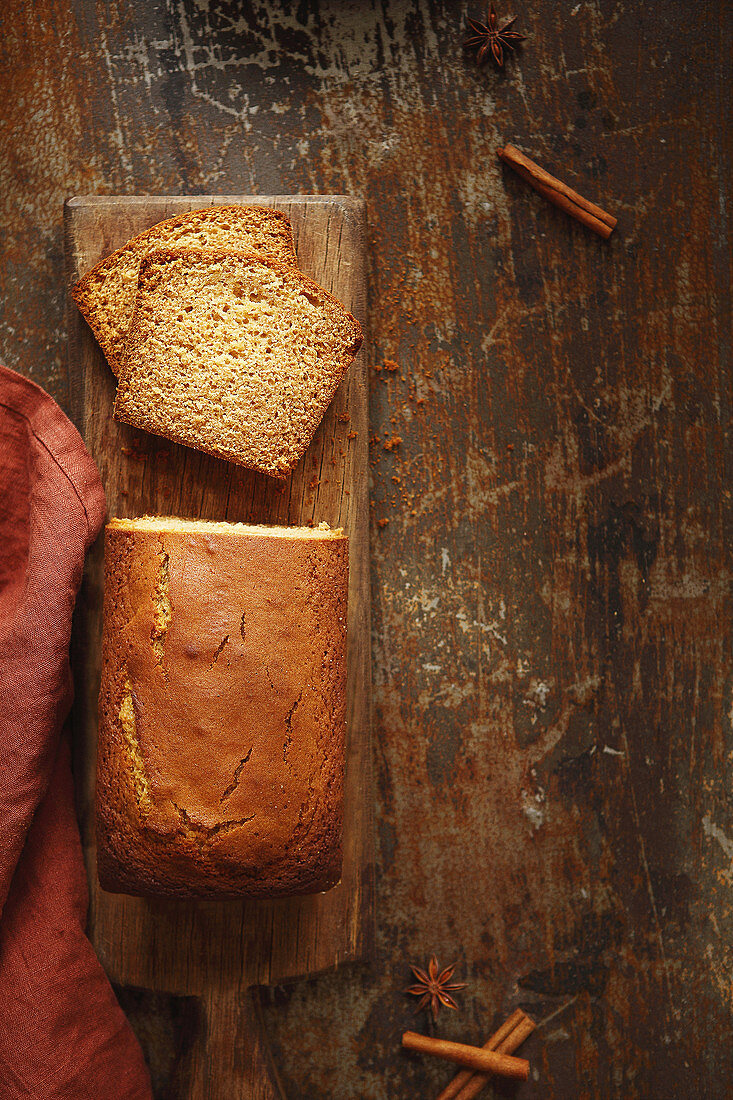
[113,247,363,477]
[97,516,348,898]
[71,205,298,377]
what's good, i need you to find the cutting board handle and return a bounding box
[184,988,284,1099]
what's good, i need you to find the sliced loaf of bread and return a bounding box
[113,247,363,477]
[71,205,298,377]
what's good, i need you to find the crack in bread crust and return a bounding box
[118,677,151,813]
[220,748,253,803]
[151,543,171,666]
[173,802,256,847]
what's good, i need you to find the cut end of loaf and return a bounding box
[107,516,345,538]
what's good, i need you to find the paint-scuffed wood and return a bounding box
[4,1,730,1095]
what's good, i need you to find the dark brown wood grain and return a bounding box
[2,1,731,1097]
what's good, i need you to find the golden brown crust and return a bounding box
[113,246,363,478]
[96,518,348,899]
[71,205,298,376]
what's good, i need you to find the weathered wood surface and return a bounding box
[2,1,731,1097]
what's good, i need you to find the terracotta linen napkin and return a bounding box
[0,364,152,1098]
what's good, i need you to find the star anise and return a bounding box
[405,956,467,1019]
[465,4,526,68]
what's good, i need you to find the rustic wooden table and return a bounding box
[2,2,730,1098]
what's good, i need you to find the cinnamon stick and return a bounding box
[453,1015,536,1099]
[497,143,617,239]
[401,1031,529,1081]
[435,1009,533,1100]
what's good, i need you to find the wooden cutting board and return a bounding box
[64,195,374,1099]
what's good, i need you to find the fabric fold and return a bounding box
[0,363,151,1099]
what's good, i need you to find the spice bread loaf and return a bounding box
[96,516,348,899]
[113,246,363,477]
[71,205,298,377]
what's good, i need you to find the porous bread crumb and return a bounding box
[108,516,344,537]
[71,205,298,376]
[113,247,363,478]
[151,550,171,664]
[119,679,151,812]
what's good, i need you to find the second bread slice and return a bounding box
[113,247,363,477]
